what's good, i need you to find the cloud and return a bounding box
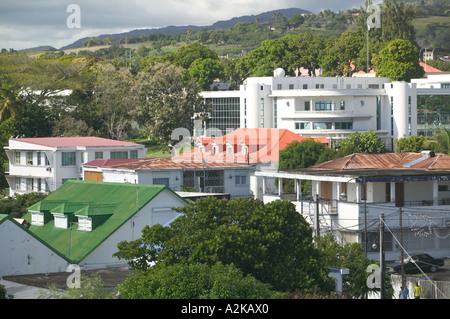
[0,0,365,50]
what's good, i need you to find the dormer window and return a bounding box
[77,216,92,232]
[53,213,69,229]
[31,211,45,226]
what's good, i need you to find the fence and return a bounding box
[391,274,450,299]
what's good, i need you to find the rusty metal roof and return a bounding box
[84,157,253,171]
[313,153,450,171]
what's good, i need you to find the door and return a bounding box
[85,171,103,182]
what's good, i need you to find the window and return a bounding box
[335,122,353,130]
[304,101,310,111]
[289,84,294,90]
[62,152,76,166]
[26,152,33,165]
[95,152,103,159]
[37,152,42,165]
[277,84,282,90]
[295,122,311,130]
[315,101,333,111]
[15,152,21,165]
[340,101,345,110]
[303,84,308,89]
[26,178,33,192]
[313,122,332,130]
[111,151,128,159]
[153,178,169,187]
[130,150,138,159]
[78,217,92,232]
[37,178,42,192]
[235,175,247,186]
[15,177,22,190]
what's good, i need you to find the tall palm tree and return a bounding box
[424,128,450,155]
[0,81,21,122]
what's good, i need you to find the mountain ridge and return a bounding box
[58,8,311,50]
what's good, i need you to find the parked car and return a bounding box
[388,254,445,274]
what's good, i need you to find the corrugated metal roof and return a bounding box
[10,137,142,148]
[313,153,450,171]
[84,157,253,170]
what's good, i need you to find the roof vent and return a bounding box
[421,150,435,158]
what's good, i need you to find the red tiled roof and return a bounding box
[84,157,253,170]
[420,62,442,73]
[10,137,142,148]
[313,152,450,171]
[176,128,329,164]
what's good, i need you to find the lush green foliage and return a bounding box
[336,130,388,155]
[117,262,286,299]
[39,274,113,299]
[316,234,381,299]
[114,197,334,294]
[372,39,425,82]
[0,192,47,217]
[395,135,430,153]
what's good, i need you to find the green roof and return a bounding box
[23,180,187,264]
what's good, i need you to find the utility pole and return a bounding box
[399,207,405,287]
[379,213,386,299]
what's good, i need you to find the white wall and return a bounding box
[0,219,68,276]
[78,189,185,270]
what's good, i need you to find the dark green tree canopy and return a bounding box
[372,39,425,82]
[114,197,334,294]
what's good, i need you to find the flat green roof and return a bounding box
[23,180,187,264]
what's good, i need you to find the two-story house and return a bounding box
[257,151,450,262]
[4,137,146,196]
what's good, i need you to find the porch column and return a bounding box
[278,178,283,196]
[433,180,439,205]
[390,182,396,203]
[296,179,302,201]
[262,176,266,195]
[356,183,362,203]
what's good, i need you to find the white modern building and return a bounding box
[4,137,147,196]
[201,70,450,150]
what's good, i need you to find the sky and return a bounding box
[0,0,365,51]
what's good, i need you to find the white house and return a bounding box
[82,157,255,198]
[4,137,147,196]
[256,152,450,262]
[0,180,188,276]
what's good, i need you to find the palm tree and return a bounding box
[423,128,450,155]
[0,81,21,122]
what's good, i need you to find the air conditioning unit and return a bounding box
[46,167,52,172]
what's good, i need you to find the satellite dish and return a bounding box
[274,68,285,77]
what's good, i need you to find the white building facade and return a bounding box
[201,71,449,150]
[5,137,147,196]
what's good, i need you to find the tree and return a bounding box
[117,262,285,299]
[183,58,225,90]
[372,39,424,82]
[279,139,329,170]
[92,63,136,140]
[336,130,387,156]
[381,0,418,46]
[134,62,205,142]
[316,234,380,299]
[395,135,430,153]
[114,197,334,294]
[423,128,450,155]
